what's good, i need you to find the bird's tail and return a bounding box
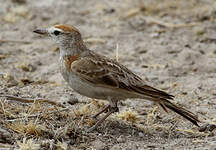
[130,85,200,126]
[159,99,200,127]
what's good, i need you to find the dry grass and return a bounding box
[0,96,214,149]
[0,97,109,148]
[17,138,40,150]
[117,110,139,124]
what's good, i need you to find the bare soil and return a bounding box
[0,0,216,149]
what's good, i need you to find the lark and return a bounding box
[33,24,200,132]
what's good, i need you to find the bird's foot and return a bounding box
[92,104,110,119]
[87,106,119,132]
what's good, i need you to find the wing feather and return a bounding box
[71,52,173,99]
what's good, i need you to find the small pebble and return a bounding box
[150,32,160,38]
[0,128,12,143]
[117,135,126,143]
[60,95,79,105]
[68,97,79,105]
[138,132,144,138]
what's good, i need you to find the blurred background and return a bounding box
[0,0,216,149]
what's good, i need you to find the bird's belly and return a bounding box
[61,71,131,100]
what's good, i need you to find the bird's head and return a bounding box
[33,24,82,45]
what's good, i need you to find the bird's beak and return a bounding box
[33,28,48,35]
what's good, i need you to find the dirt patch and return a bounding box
[0,0,216,149]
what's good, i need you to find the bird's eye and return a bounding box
[53,30,61,36]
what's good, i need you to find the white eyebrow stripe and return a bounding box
[48,27,63,34]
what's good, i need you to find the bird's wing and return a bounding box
[71,51,173,99]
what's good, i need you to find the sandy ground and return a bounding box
[0,0,216,149]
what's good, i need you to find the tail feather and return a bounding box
[129,84,200,126]
[162,99,200,127]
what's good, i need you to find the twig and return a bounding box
[141,16,199,28]
[84,38,105,44]
[0,95,65,108]
[0,40,32,44]
[6,107,70,122]
[123,8,140,19]
[115,43,119,62]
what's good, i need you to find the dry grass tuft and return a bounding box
[56,141,68,150]
[146,106,158,125]
[74,100,105,118]
[73,104,92,118]
[18,63,36,72]
[117,110,139,123]
[8,120,43,136]
[92,99,105,109]
[17,138,40,150]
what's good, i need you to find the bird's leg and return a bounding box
[92,104,111,119]
[87,100,118,132]
[87,106,118,132]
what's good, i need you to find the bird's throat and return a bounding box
[59,41,87,57]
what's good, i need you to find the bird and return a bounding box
[33,24,200,132]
